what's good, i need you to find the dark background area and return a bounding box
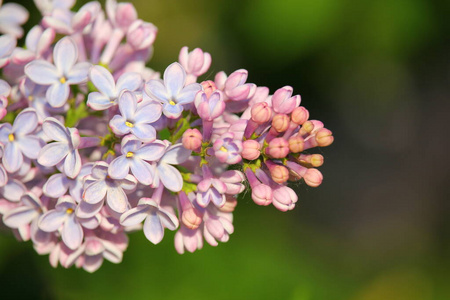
[1,0,449,299]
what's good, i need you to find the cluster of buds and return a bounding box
[0,0,333,272]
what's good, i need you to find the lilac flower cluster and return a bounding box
[0,0,334,272]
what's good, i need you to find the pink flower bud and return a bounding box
[201,80,217,98]
[291,106,309,125]
[112,2,137,30]
[265,161,289,184]
[220,170,245,195]
[195,90,225,121]
[299,154,324,167]
[271,113,290,132]
[303,168,323,187]
[315,128,334,147]
[272,186,297,211]
[271,86,300,114]
[220,196,238,212]
[182,128,202,151]
[182,207,203,230]
[266,138,289,159]
[251,102,272,124]
[242,140,261,160]
[126,20,157,50]
[299,120,314,135]
[179,46,212,77]
[288,136,304,153]
[251,184,273,206]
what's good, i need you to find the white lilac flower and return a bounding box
[39,195,99,250]
[0,108,43,173]
[80,161,137,217]
[38,117,82,178]
[24,36,90,107]
[0,34,16,68]
[153,142,191,192]
[120,197,178,244]
[0,178,26,202]
[108,135,166,185]
[145,62,202,119]
[12,25,55,65]
[196,165,227,208]
[0,0,29,38]
[109,90,162,142]
[87,65,142,110]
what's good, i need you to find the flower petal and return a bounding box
[24,60,59,85]
[116,72,142,92]
[89,65,115,98]
[17,136,43,159]
[158,208,179,231]
[67,62,90,84]
[176,83,202,105]
[131,123,156,142]
[46,83,69,107]
[106,187,128,213]
[164,62,185,98]
[3,142,23,173]
[13,108,38,135]
[135,141,166,161]
[1,179,26,202]
[143,211,164,244]
[83,180,107,204]
[87,92,114,110]
[42,117,69,142]
[43,173,70,198]
[38,142,68,167]
[63,150,81,178]
[108,156,130,179]
[3,206,38,228]
[39,210,67,232]
[54,37,77,75]
[109,115,129,136]
[62,215,83,250]
[119,205,149,227]
[129,158,154,185]
[134,102,162,124]
[161,143,191,165]
[144,79,169,102]
[118,90,137,120]
[157,163,183,192]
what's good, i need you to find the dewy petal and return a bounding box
[83,180,107,204]
[129,158,153,185]
[135,141,165,161]
[131,123,156,142]
[143,211,164,244]
[46,83,70,108]
[157,163,183,192]
[87,92,115,110]
[164,62,185,98]
[42,117,69,142]
[144,79,169,102]
[63,150,81,178]
[38,142,69,167]
[118,90,137,120]
[89,65,116,98]
[12,108,38,135]
[106,187,128,213]
[43,173,70,198]
[62,215,83,250]
[53,37,77,75]
[67,62,90,84]
[120,205,149,227]
[176,83,202,105]
[134,102,162,124]
[3,142,23,173]
[17,136,43,159]
[3,206,38,228]
[161,143,191,165]
[108,156,130,179]
[39,210,67,232]
[116,72,142,92]
[24,60,60,85]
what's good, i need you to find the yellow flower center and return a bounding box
[60,77,67,84]
[169,100,176,106]
[28,95,34,101]
[220,146,227,152]
[66,208,74,214]
[126,151,134,158]
[8,133,14,142]
[125,121,134,128]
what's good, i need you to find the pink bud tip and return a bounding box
[182,207,203,230]
[288,136,304,153]
[315,128,334,147]
[182,128,202,151]
[242,140,261,160]
[271,113,290,132]
[269,164,289,184]
[201,80,217,98]
[251,184,273,206]
[303,168,323,187]
[251,102,272,124]
[299,120,314,135]
[291,107,309,125]
[266,137,289,159]
[220,197,238,212]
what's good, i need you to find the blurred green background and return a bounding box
[1,0,449,299]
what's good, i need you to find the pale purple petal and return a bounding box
[176,83,202,105]
[64,150,81,178]
[164,62,185,98]
[162,102,183,119]
[54,37,77,75]
[157,163,183,192]
[90,162,109,179]
[120,205,149,227]
[116,72,142,92]
[145,79,169,102]
[134,102,162,124]
[85,239,105,256]
[108,156,130,179]
[131,123,156,142]
[43,173,70,198]
[38,142,68,166]
[12,108,38,135]
[62,215,83,250]
[39,210,67,232]
[76,199,103,219]
[1,179,26,202]
[143,211,164,244]
[0,165,7,187]
[3,206,38,228]
[117,175,137,190]
[161,143,191,165]
[118,90,137,120]
[129,158,153,185]
[83,255,103,273]
[46,83,69,107]
[106,187,128,213]
[135,141,165,161]
[89,65,116,98]
[87,92,115,110]
[158,208,179,231]
[78,215,100,229]
[67,62,90,84]
[83,180,107,204]
[25,60,60,85]
[109,115,130,135]
[42,117,69,142]
[17,136,42,159]
[3,142,23,173]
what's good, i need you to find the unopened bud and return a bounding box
[181,207,203,230]
[271,113,290,132]
[201,80,217,98]
[251,102,272,124]
[266,137,289,159]
[315,128,334,147]
[303,168,323,187]
[251,184,273,206]
[182,128,202,151]
[291,107,309,125]
[288,136,304,153]
[242,140,261,160]
[299,120,314,135]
